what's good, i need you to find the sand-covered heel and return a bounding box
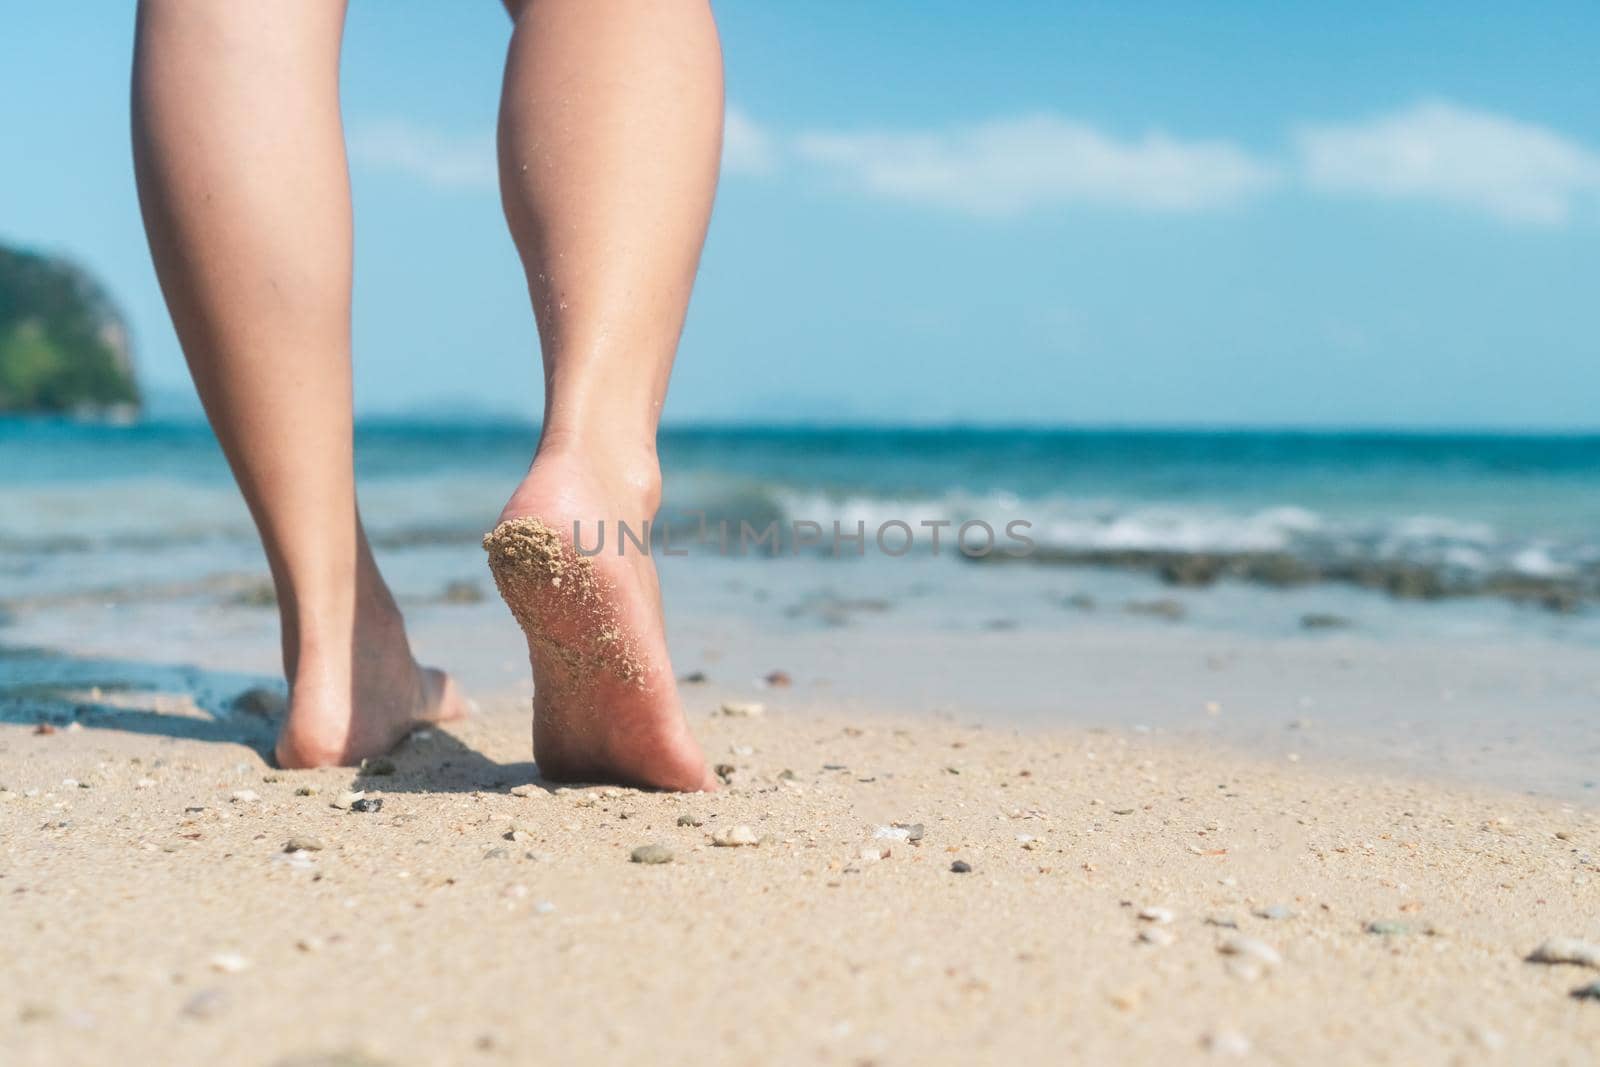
[482,516,644,686]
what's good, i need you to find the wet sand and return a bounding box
[3,687,1598,1066]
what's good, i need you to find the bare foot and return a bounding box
[483,451,714,792]
[274,577,469,769]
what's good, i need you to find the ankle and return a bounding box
[529,433,663,516]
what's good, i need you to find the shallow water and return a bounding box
[4,417,1599,621]
[2,416,1598,799]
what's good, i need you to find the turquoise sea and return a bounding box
[3,418,1598,619]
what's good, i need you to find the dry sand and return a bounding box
[3,692,1598,1067]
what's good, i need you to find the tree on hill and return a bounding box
[0,245,139,414]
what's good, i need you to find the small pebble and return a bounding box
[229,789,259,804]
[858,844,889,863]
[295,786,317,797]
[349,797,383,814]
[874,825,912,841]
[332,791,363,809]
[1365,920,1412,936]
[676,813,704,827]
[1203,1028,1252,1056]
[509,784,542,798]
[763,670,792,688]
[631,844,674,865]
[1138,906,1175,924]
[712,825,759,847]
[719,701,765,718]
[181,988,227,1019]
[284,836,324,853]
[209,952,250,974]
[1527,937,1600,968]
[134,777,156,789]
[1253,905,1296,921]
[1571,979,1600,1001]
[950,860,973,873]
[1466,1024,1506,1050]
[1217,935,1281,968]
[1205,915,1240,929]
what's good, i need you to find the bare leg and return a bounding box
[484,0,722,790]
[132,0,464,767]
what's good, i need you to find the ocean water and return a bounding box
[3,418,1599,614]
[4,416,1599,799]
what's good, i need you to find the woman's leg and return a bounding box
[484,0,723,790]
[132,0,463,767]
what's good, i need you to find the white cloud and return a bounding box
[1295,100,1600,225]
[723,106,779,175]
[790,114,1281,216]
[348,119,496,191]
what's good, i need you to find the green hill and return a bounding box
[0,245,139,414]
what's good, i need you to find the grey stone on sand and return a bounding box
[950,860,973,873]
[630,844,674,865]
[676,813,704,827]
[1572,979,1600,1001]
[348,797,383,814]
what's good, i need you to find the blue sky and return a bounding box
[4,3,1599,428]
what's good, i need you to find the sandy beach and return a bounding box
[4,672,1598,1066]
[4,422,1599,1064]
